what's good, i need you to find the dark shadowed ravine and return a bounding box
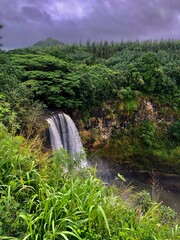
[90,157,180,215]
[46,112,180,215]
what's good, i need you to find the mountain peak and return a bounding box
[32,38,65,48]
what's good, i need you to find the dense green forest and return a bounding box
[0,34,180,238]
[1,38,180,172]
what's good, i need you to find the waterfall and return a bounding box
[46,113,86,167]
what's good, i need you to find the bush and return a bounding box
[0,125,179,239]
[169,120,180,145]
[140,120,156,147]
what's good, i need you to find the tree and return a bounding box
[0,24,3,48]
[169,121,180,145]
[138,52,163,92]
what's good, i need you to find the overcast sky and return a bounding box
[1,0,180,49]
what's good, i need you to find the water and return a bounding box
[46,113,87,167]
[128,176,180,214]
[46,115,180,213]
[90,157,180,215]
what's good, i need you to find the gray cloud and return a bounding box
[21,6,52,23]
[1,0,180,49]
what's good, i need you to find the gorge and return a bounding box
[46,112,180,215]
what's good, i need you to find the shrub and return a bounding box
[0,125,179,239]
[169,120,180,145]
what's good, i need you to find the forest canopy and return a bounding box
[5,39,180,111]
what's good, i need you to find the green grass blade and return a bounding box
[98,205,111,237]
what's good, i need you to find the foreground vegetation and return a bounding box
[0,123,179,239]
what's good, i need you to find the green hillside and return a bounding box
[31,37,65,48]
[3,39,180,173]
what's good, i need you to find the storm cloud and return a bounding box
[1,0,180,49]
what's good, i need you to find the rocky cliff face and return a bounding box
[71,97,179,174]
[44,97,179,174]
[75,99,173,148]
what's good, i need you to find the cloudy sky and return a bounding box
[1,0,180,49]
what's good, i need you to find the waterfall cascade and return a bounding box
[46,113,86,167]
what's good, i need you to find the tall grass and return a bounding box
[0,122,179,239]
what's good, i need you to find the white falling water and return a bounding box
[46,113,87,167]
